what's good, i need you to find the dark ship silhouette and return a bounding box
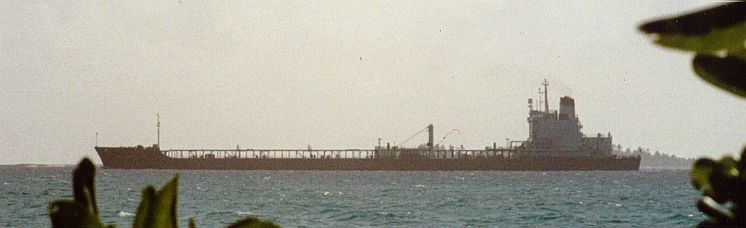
[96,80,640,171]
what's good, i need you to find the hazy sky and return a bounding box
[2,1,744,165]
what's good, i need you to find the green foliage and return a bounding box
[228,217,280,228]
[639,3,746,98]
[49,158,111,228]
[133,176,179,228]
[690,148,746,227]
[49,158,280,228]
[640,4,746,226]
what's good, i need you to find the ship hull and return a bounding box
[96,147,640,171]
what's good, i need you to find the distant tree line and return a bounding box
[613,144,695,169]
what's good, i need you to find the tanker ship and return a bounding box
[95,81,640,171]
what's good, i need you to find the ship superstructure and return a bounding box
[517,80,612,157]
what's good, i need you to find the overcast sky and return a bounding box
[1,1,744,165]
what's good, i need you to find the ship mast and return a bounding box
[542,79,549,112]
[537,87,543,112]
[157,113,160,146]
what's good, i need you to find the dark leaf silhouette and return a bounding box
[642,6,746,223]
[693,53,746,97]
[49,158,109,228]
[132,176,179,228]
[73,158,98,215]
[688,148,746,227]
[639,3,746,53]
[228,217,280,228]
[640,3,746,98]
[49,158,281,227]
[48,200,110,228]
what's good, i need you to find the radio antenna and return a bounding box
[542,79,549,112]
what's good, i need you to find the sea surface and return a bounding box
[1,166,701,227]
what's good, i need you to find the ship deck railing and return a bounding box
[161,148,517,160]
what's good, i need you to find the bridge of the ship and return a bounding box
[161,148,516,159]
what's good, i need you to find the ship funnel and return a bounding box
[559,96,575,120]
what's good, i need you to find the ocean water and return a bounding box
[1,167,701,227]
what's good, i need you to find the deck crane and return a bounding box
[437,129,461,146]
[396,124,434,149]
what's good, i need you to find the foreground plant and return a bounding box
[639,3,746,99]
[48,158,279,228]
[639,3,746,227]
[691,148,746,226]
